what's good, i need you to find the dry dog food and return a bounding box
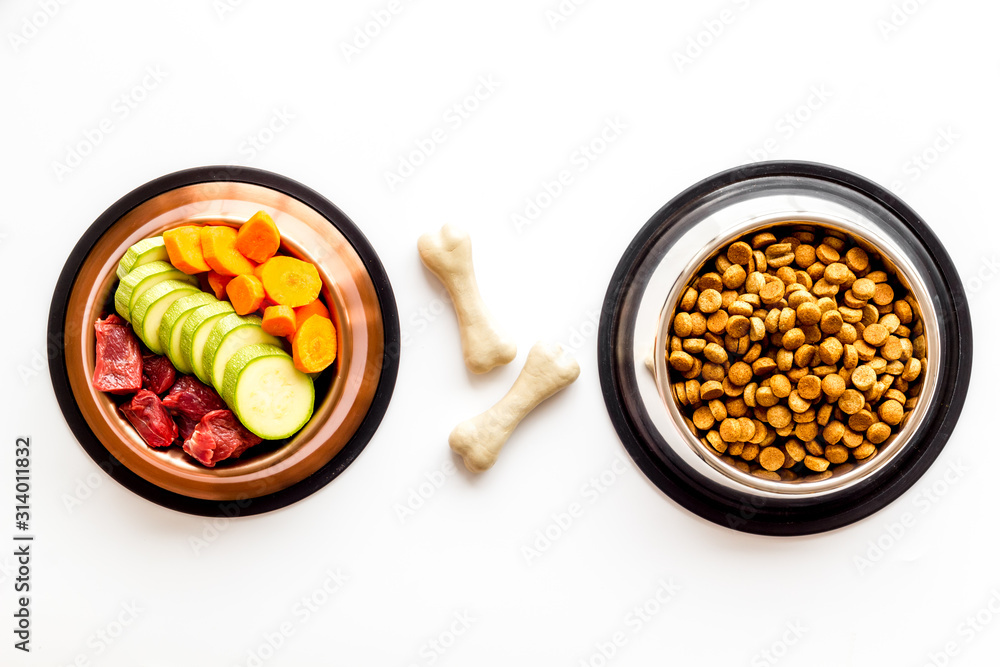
[665,224,927,481]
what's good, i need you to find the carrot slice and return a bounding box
[258,256,322,308]
[163,226,211,274]
[206,271,233,300]
[235,211,281,264]
[226,274,265,315]
[201,226,255,276]
[262,305,297,337]
[291,314,337,373]
[294,299,330,328]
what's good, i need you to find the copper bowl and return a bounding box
[49,166,399,516]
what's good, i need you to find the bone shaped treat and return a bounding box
[449,341,580,473]
[418,225,517,374]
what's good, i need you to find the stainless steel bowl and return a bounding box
[599,162,972,535]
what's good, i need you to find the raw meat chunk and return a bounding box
[161,376,227,422]
[120,390,178,448]
[183,410,262,467]
[92,314,142,394]
[141,353,176,394]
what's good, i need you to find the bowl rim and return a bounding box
[598,160,973,536]
[48,165,400,517]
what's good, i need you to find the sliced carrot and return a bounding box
[253,262,266,279]
[235,211,281,263]
[262,305,297,337]
[291,314,337,374]
[201,226,255,276]
[294,299,330,328]
[259,256,322,308]
[206,271,233,300]
[163,226,210,274]
[226,274,265,315]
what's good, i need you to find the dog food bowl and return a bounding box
[598,161,972,535]
[49,166,399,516]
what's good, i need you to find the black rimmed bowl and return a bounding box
[598,161,972,535]
[49,166,400,517]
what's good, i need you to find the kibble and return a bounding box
[666,223,926,481]
[698,289,722,313]
[759,446,785,472]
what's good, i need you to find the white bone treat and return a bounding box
[418,224,517,374]
[449,341,581,473]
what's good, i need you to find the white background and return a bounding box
[1,0,998,665]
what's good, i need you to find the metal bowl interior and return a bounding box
[61,176,389,504]
[652,214,937,498]
[620,171,949,503]
[600,161,971,534]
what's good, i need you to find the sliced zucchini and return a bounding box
[159,292,217,374]
[221,344,314,440]
[179,301,236,384]
[117,236,168,279]
[203,314,281,391]
[114,261,197,323]
[130,280,200,354]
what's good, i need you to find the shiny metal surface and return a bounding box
[626,176,939,499]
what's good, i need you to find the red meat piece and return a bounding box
[120,390,178,448]
[183,410,262,467]
[142,353,176,394]
[92,314,142,394]
[161,376,227,422]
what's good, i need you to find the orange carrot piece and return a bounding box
[258,256,322,308]
[206,271,233,300]
[235,211,281,264]
[163,226,210,274]
[291,314,337,374]
[201,226,255,276]
[226,274,265,315]
[262,305,297,337]
[294,299,330,328]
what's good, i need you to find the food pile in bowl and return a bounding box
[91,211,338,468]
[664,222,927,482]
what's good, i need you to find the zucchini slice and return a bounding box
[130,280,201,354]
[160,292,218,374]
[203,314,281,391]
[114,261,197,323]
[221,344,314,440]
[117,236,168,280]
[179,301,235,384]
